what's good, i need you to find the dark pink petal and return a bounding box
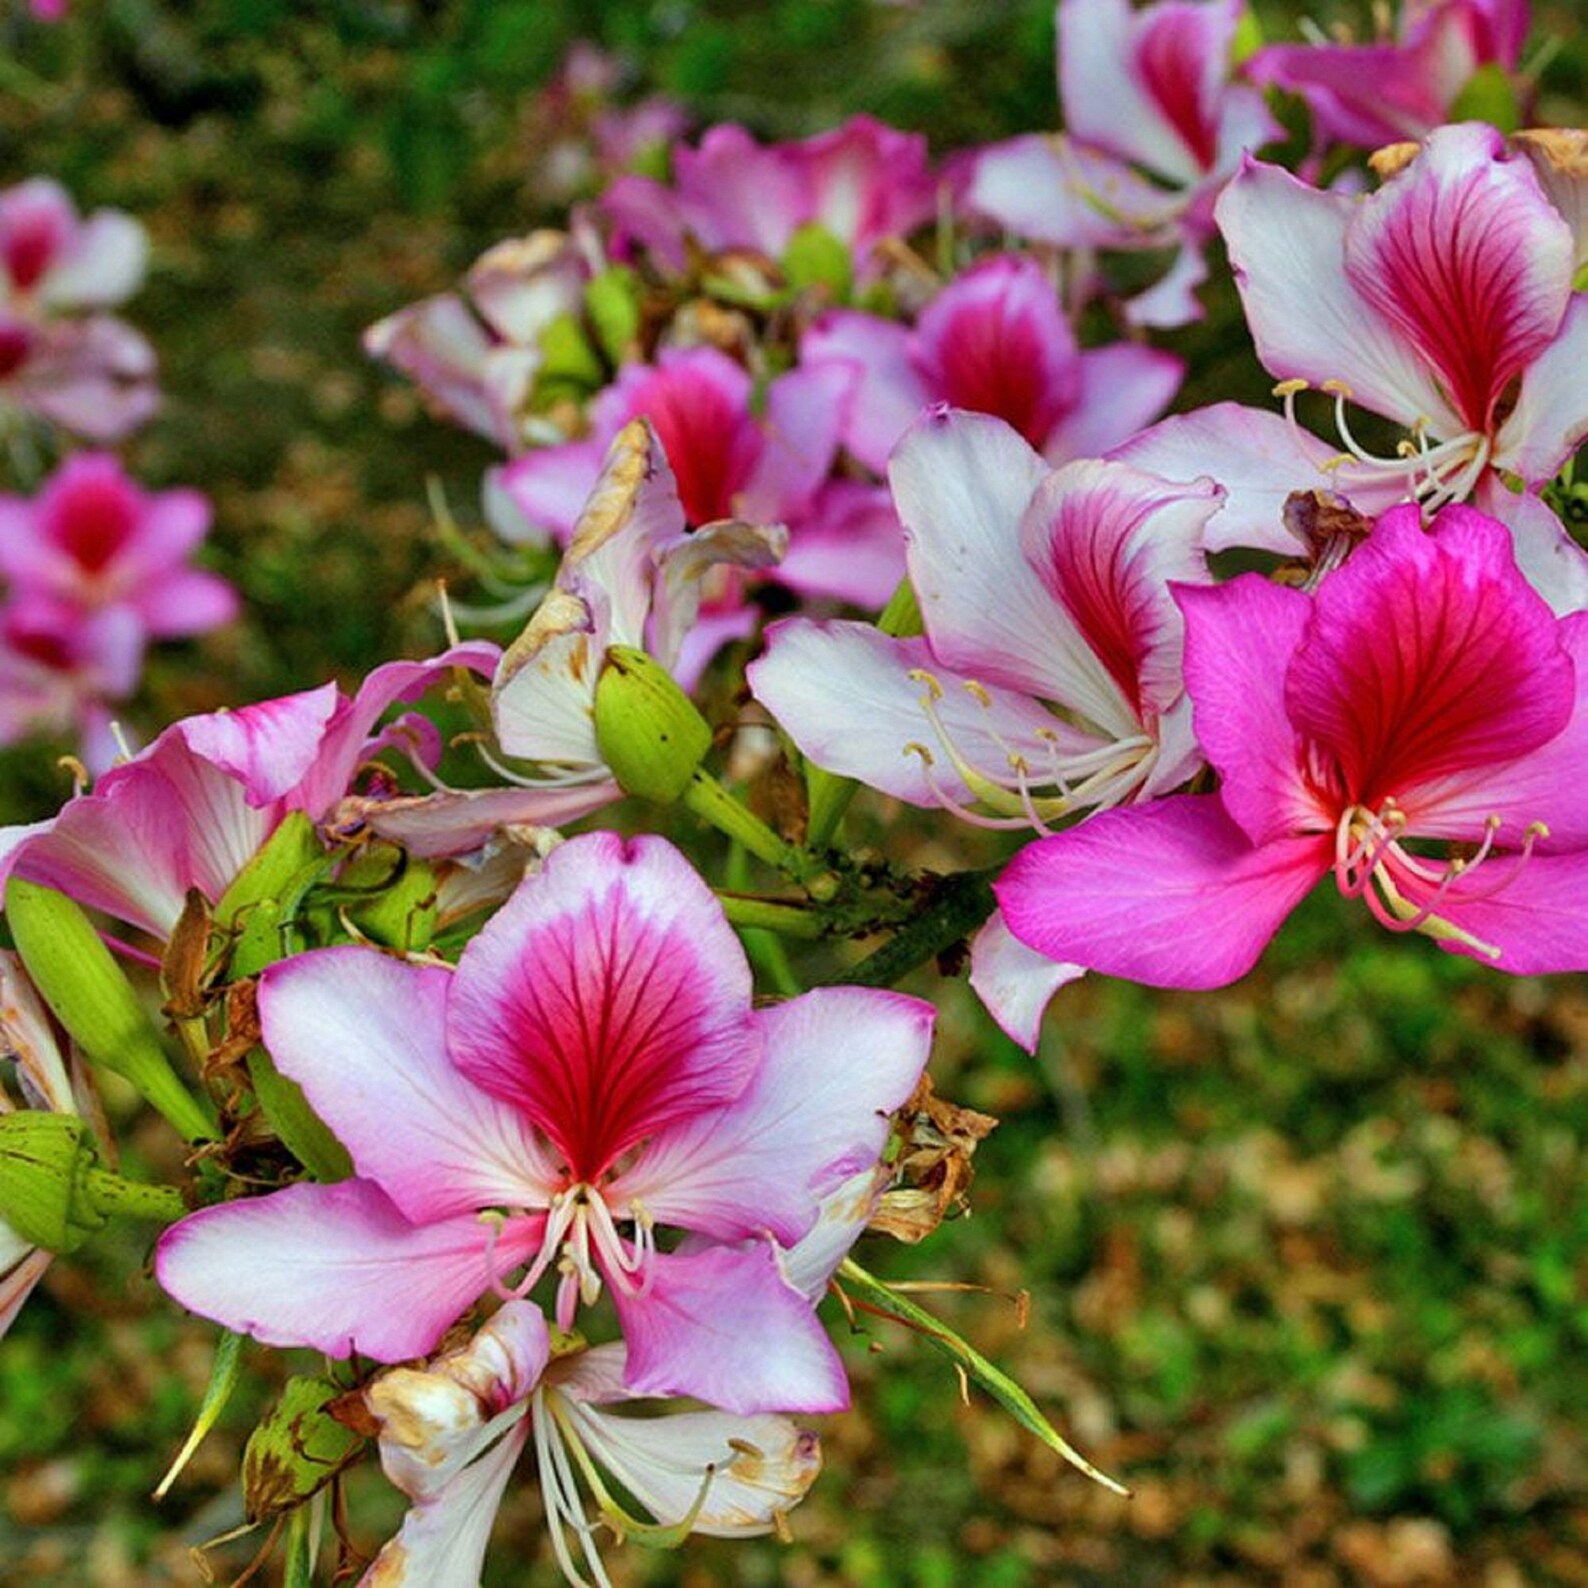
[911,256,1080,452]
[611,986,933,1244]
[1346,123,1574,433]
[799,115,936,256]
[134,571,239,638]
[612,1244,849,1414]
[448,833,757,1181]
[1177,575,1319,845]
[1285,504,1574,805]
[155,1180,541,1362]
[996,795,1329,990]
[1414,850,1588,975]
[740,360,853,524]
[259,949,558,1222]
[800,310,925,474]
[774,480,903,607]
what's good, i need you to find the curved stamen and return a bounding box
[904,743,1043,831]
[533,1387,615,1588]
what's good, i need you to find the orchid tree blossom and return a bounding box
[1215,123,1588,596]
[364,231,590,454]
[998,504,1588,989]
[0,179,147,314]
[359,1301,821,1588]
[801,254,1182,474]
[155,831,936,1415]
[499,345,894,606]
[0,640,503,942]
[598,115,937,280]
[1246,0,1530,151]
[964,0,1279,326]
[0,310,158,443]
[750,408,1222,1047]
[0,453,236,648]
[0,951,80,1338]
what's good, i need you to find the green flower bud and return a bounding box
[5,879,217,1142]
[243,1374,365,1521]
[593,646,713,804]
[0,1113,102,1254]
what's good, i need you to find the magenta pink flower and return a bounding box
[802,254,1182,472]
[998,504,1588,989]
[501,345,898,606]
[598,116,936,278]
[1247,0,1529,149]
[0,453,235,644]
[0,310,157,443]
[155,832,935,1413]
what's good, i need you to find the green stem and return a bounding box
[825,869,999,989]
[717,893,829,939]
[683,769,821,883]
[82,1167,186,1224]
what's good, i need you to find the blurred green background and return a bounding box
[1,1,1586,1583]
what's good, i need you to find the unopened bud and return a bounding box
[0,1113,102,1253]
[593,646,712,804]
[243,1373,365,1521]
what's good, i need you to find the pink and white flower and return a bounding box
[1246,0,1530,150]
[998,503,1588,988]
[155,832,935,1413]
[801,254,1182,473]
[964,0,1279,326]
[0,179,147,313]
[0,453,235,645]
[359,1301,821,1588]
[0,310,158,443]
[598,115,937,279]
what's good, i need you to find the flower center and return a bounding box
[902,666,1156,834]
[1274,378,1493,515]
[1331,798,1546,958]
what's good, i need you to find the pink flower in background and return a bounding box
[358,1302,821,1588]
[500,346,898,606]
[0,310,157,442]
[26,0,67,20]
[156,832,935,1412]
[802,254,1182,473]
[599,115,937,277]
[0,180,145,311]
[998,505,1588,989]
[0,453,235,646]
[965,0,1279,326]
[1247,0,1530,149]
[0,642,500,940]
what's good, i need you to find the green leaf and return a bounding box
[155,1330,245,1501]
[783,222,852,300]
[585,266,642,366]
[838,1258,1127,1494]
[1449,64,1520,132]
[247,1046,354,1183]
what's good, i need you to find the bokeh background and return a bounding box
[1,2,1586,1583]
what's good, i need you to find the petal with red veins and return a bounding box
[448,834,757,1181]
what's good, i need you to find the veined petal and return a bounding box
[353,782,620,859]
[1285,504,1574,804]
[1408,849,1588,975]
[748,620,1097,807]
[259,950,558,1222]
[997,795,1329,990]
[612,1243,848,1414]
[174,684,341,808]
[558,1395,821,1538]
[0,1247,52,1341]
[611,986,933,1244]
[890,409,1060,696]
[1217,157,1454,430]
[448,834,757,1181]
[155,1179,542,1362]
[1019,458,1219,731]
[1177,575,1317,845]
[968,910,1086,1053]
[1472,478,1588,618]
[1346,123,1574,435]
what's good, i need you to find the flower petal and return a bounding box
[612,1243,849,1414]
[448,833,757,1181]
[155,1179,542,1362]
[968,910,1085,1053]
[996,795,1329,990]
[259,948,558,1222]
